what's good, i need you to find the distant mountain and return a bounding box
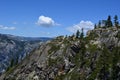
[0,33,52,74]
[0,34,52,41]
[1,27,120,80]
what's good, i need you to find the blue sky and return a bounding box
[0,0,120,37]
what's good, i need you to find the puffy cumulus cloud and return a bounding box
[0,25,16,30]
[67,20,94,33]
[36,15,60,27]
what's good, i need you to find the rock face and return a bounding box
[0,28,120,80]
[0,34,51,74]
[87,27,120,47]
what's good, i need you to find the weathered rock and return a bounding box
[0,28,120,80]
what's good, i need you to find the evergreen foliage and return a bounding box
[76,30,80,38]
[106,15,113,27]
[80,28,84,39]
[114,15,119,28]
[98,20,101,28]
[94,24,97,29]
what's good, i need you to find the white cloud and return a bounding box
[67,20,94,33]
[36,15,60,27]
[0,25,16,30]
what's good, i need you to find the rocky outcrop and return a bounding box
[87,27,120,47]
[0,28,120,80]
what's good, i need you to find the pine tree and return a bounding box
[80,28,84,39]
[10,59,14,67]
[76,30,80,38]
[6,59,15,71]
[94,24,97,29]
[111,47,120,79]
[114,15,119,28]
[106,15,113,27]
[98,20,101,28]
[99,44,111,80]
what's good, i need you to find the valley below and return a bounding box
[0,34,52,75]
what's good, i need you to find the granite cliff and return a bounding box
[0,27,120,80]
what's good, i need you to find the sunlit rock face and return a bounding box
[0,28,120,80]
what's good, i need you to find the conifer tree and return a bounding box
[99,44,110,80]
[106,15,113,27]
[94,24,97,29]
[80,28,84,39]
[114,15,119,28]
[98,20,101,28]
[76,30,80,38]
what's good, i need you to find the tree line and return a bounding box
[94,15,119,29]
